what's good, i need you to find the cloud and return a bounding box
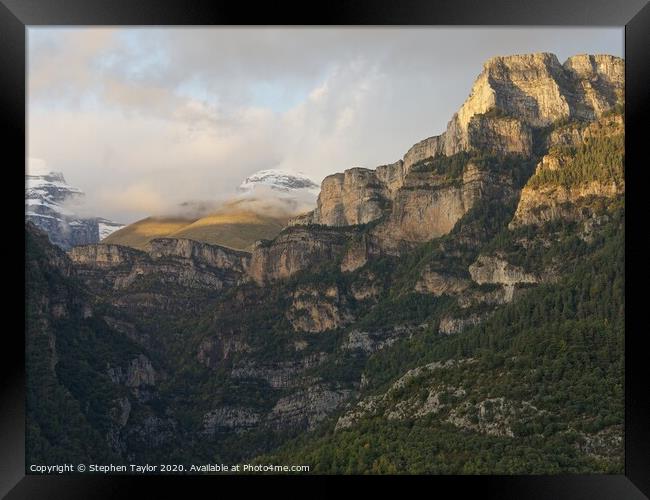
[97,183,168,217]
[27,157,49,175]
[28,27,623,224]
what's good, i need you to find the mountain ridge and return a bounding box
[27,52,625,474]
[104,170,320,251]
[25,169,124,249]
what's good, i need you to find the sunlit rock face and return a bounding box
[248,53,624,284]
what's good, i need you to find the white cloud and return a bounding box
[27,27,623,224]
[27,157,49,175]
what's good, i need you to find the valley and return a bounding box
[25,52,625,474]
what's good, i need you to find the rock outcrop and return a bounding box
[381,53,622,176]
[248,53,623,283]
[509,114,624,229]
[286,285,353,333]
[68,238,250,291]
[415,268,471,296]
[308,168,389,226]
[248,226,357,285]
[268,385,352,431]
[469,255,539,286]
[202,407,261,435]
[438,314,485,335]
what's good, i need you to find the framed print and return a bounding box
[2,0,649,498]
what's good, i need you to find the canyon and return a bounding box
[26,52,625,474]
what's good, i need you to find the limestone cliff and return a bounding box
[403,52,623,173]
[248,226,357,285]
[257,53,623,283]
[469,255,540,286]
[510,113,624,229]
[68,238,250,292]
[308,168,389,226]
[286,285,354,333]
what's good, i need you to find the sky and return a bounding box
[27,27,623,224]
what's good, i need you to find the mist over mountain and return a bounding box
[26,52,625,475]
[103,169,320,251]
[25,165,124,250]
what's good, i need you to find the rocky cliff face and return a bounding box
[415,268,471,296]
[510,114,624,229]
[252,53,622,284]
[68,238,250,292]
[375,163,512,247]
[308,168,389,227]
[248,226,357,285]
[469,255,540,286]
[402,53,623,171]
[146,238,249,274]
[286,285,354,333]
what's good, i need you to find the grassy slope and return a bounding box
[168,210,289,250]
[102,216,197,249]
[103,204,291,251]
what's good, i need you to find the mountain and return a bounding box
[254,53,624,282]
[26,53,625,474]
[100,216,199,250]
[238,169,320,195]
[25,169,124,249]
[105,170,320,251]
[103,202,291,252]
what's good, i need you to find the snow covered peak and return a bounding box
[238,169,320,195]
[25,167,124,249]
[26,169,83,215]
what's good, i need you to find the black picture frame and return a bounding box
[2,0,648,497]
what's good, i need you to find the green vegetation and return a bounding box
[410,152,471,178]
[528,133,624,189]
[26,228,127,464]
[257,210,624,473]
[25,106,626,473]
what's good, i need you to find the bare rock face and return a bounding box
[510,180,621,229]
[286,285,353,333]
[248,53,624,283]
[375,163,510,247]
[375,160,406,195]
[350,271,382,301]
[563,54,624,117]
[287,211,315,227]
[341,325,419,355]
[107,355,157,388]
[402,136,445,175]
[438,314,485,335]
[469,255,539,286]
[126,355,157,388]
[457,286,517,309]
[268,385,352,431]
[463,53,622,130]
[401,52,623,165]
[467,115,532,157]
[230,353,326,389]
[310,168,389,226]
[68,244,144,267]
[145,238,249,274]
[68,238,251,292]
[248,226,355,285]
[415,268,471,296]
[340,233,384,273]
[196,335,251,369]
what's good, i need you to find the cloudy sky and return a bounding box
[28,27,623,224]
